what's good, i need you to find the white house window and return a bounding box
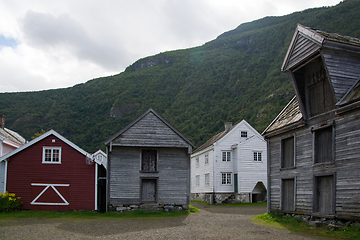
[196,157,199,167]
[205,154,209,165]
[221,173,232,185]
[42,147,61,164]
[222,151,231,161]
[254,152,262,161]
[241,131,248,138]
[196,175,200,186]
[205,173,209,186]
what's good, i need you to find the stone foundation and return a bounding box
[191,192,266,204]
[108,203,189,212]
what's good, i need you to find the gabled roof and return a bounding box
[192,119,261,154]
[282,24,360,72]
[0,129,91,162]
[192,126,234,154]
[105,108,195,148]
[0,127,26,147]
[262,96,304,136]
[91,150,107,169]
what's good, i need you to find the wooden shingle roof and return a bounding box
[262,96,304,136]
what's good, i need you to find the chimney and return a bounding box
[0,114,4,129]
[224,122,232,132]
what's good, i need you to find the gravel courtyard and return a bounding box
[0,203,321,239]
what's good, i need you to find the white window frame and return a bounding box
[241,131,248,138]
[205,173,209,186]
[196,157,199,167]
[42,147,61,164]
[205,154,209,165]
[253,152,262,162]
[195,175,200,186]
[221,173,232,185]
[222,151,231,162]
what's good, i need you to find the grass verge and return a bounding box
[191,200,267,207]
[0,209,191,220]
[254,213,360,240]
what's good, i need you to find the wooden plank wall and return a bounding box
[113,112,189,148]
[109,146,189,205]
[268,109,360,219]
[323,50,360,101]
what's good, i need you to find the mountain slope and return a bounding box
[1,0,359,152]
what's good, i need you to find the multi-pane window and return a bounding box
[42,147,61,163]
[241,131,248,138]
[196,157,199,167]
[281,136,294,168]
[205,173,209,186]
[253,152,262,161]
[222,151,231,161]
[205,154,209,165]
[195,175,200,186]
[221,173,231,185]
[314,126,333,164]
[141,149,157,172]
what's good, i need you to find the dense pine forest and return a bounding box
[1,0,360,152]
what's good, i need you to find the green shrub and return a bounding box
[0,192,23,212]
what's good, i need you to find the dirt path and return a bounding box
[0,204,321,239]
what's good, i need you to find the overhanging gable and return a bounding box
[282,24,323,72]
[105,108,195,149]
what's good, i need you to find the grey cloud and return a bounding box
[20,10,127,71]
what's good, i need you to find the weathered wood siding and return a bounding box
[109,147,189,205]
[323,50,360,101]
[112,112,189,148]
[268,110,360,219]
[285,33,321,71]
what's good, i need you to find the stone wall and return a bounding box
[191,192,267,204]
[108,203,189,212]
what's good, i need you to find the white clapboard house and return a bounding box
[191,120,267,204]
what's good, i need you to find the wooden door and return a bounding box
[282,179,295,211]
[316,175,334,213]
[141,179,157,202]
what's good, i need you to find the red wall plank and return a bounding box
[6,134,95,211]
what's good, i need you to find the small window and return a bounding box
[314,126,333,164]
[221,173,232,185]
[196,157,199,167]
[205,154,209,165]
[42,147,61,164]
[141,149,157,172]
[253,152,262,161]
[196,175,200,186]
[281,136,295,168]
[205,173,209,186]
[222,151,231,161]
[241,131,248,138]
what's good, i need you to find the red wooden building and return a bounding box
[0,130,101,211]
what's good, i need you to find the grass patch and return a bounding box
[189,205,199,213]
[254,213,360,240]
[0,209,190,220]
[217,201,267,207]
[191,200,211,205]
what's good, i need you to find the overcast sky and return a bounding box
[0,0,341,93]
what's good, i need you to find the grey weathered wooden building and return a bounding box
[105,108,195,211]
[263,24,360,220]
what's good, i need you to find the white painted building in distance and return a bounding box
[191,120,267,204]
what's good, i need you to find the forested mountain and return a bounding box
[1,0,360,152]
